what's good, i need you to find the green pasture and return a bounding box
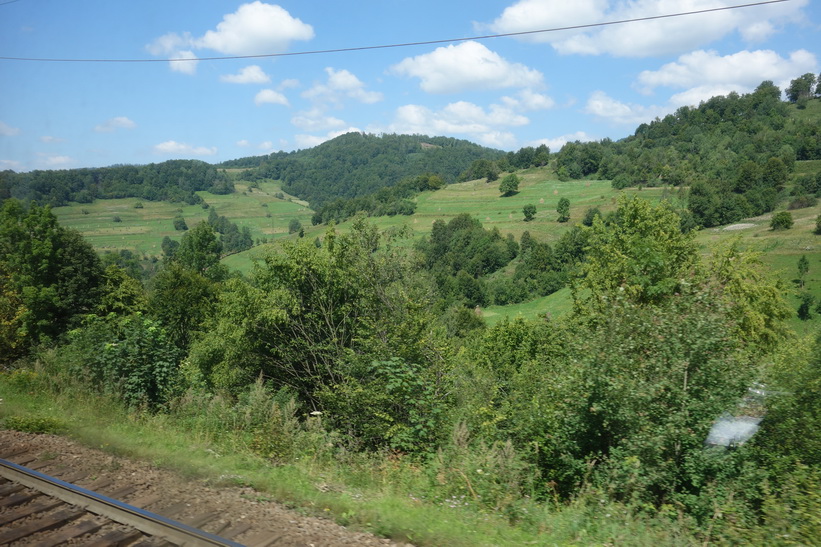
[52,181,315,257]
[51,161,821,329]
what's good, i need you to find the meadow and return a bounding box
[52,163,821,328]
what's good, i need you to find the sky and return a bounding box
[0,0,819,171]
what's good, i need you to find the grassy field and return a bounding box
[52,163,821,328]
[52,181,315,258]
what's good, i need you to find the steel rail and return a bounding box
[0,457,245,546]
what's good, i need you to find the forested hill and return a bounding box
[225,132,506,207]
[554,79,821,227]
[0,159,233,207]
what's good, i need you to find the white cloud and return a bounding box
[291,108,346,131]
[196,2,314,55]
[259,141,274,151]
[146,3,313,74]
[236,139,251,147]
[94,116,137,133]
[303,68,383,104]
[255,89,290,106]
[0,121,21,136]
[153,141,217,156]
[531,131,596,151]
[391,41,543,93]
[584,91,668,125]
[501,89,556,111]
[485,0,809,58]
[383,101,530,148]
[145,33,199,74]
[169,51,198,75]
[40,135,64,143]
[220,65,271,84]
[636,49,818,95]
[0,159,22,170]
[279,78,300,90]
[295,128,362,149]
[42,155,74,167]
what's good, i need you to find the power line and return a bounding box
[0,0,792,63]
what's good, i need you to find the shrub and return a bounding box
[3,415,65,434]
[770,211,793,230]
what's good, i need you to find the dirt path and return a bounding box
[0,429,407,546]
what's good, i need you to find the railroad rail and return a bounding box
[0,455,248,546]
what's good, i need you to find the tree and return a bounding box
[771,211,794,230]
[522,204,536,221]
[288,218,302,234]
[798,292,814,320]
[150,262,216,350]
[556,197,570,222]
[572,195,699,315]
[0,199,104,348]
[815,214,821,235]
[173,216,188,231]
[499,173,520,196]
[582,207,601,226]
[787,73,818,102]
[798,255,810,288]
[174,222,226,281]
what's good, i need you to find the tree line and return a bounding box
[0,160,234,207]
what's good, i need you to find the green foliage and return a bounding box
[150,263,216,350]
[816,214,821,235]
[770,211,794,230]
[174,222,227,281]
[1,159,231,206]
[522,204,536,221]
[582,207,601,226]
[319,357,450,452]
[556,197,570,222]
[572,196,699,314]
[172,216,188,231]
[63,314,181,409]
[235,133,503,208]
[706,240,791,351]
[288,218,302,234]
[3,415,65,434]
[189,218,441,405]
[0,199,104,352]
[499,173,520,196]
[798,292,814,320]
[97,265,148,316]
[798,254,809,288]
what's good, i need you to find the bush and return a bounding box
[3,415,65,434]
[788,195,818,210]
[770,211,794,230]
[173,216,188,231]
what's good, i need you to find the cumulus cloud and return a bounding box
[636,49,818,95]
[295,128,362,149]
[0,159,23,170]
[531,131,596,151]
[146,3,313,74]
[40,136,64,143]
[501,89,556,111]
[94,116,137,133]
[197,2,313,55]
[42,155,74,167]
[391,41,543,93]
[153,141,217,156]
[220,65,271,84]
[383,101,529,148]
[303,68,383,104]
[584,90,668,125]
[255,89,290,106]
[291,108,346,132]
[0,121,21,136]
[236,139,251,147]
[484,0,809,57]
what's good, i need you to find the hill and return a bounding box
[229,132,506,207]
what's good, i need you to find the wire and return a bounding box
[0,0,792,63]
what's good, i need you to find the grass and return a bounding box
[52,181,315,257]
[52,161,821,326]
[0,375,694,546]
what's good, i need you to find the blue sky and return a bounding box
[1,0,819,171]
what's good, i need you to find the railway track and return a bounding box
[0,448,275,546]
